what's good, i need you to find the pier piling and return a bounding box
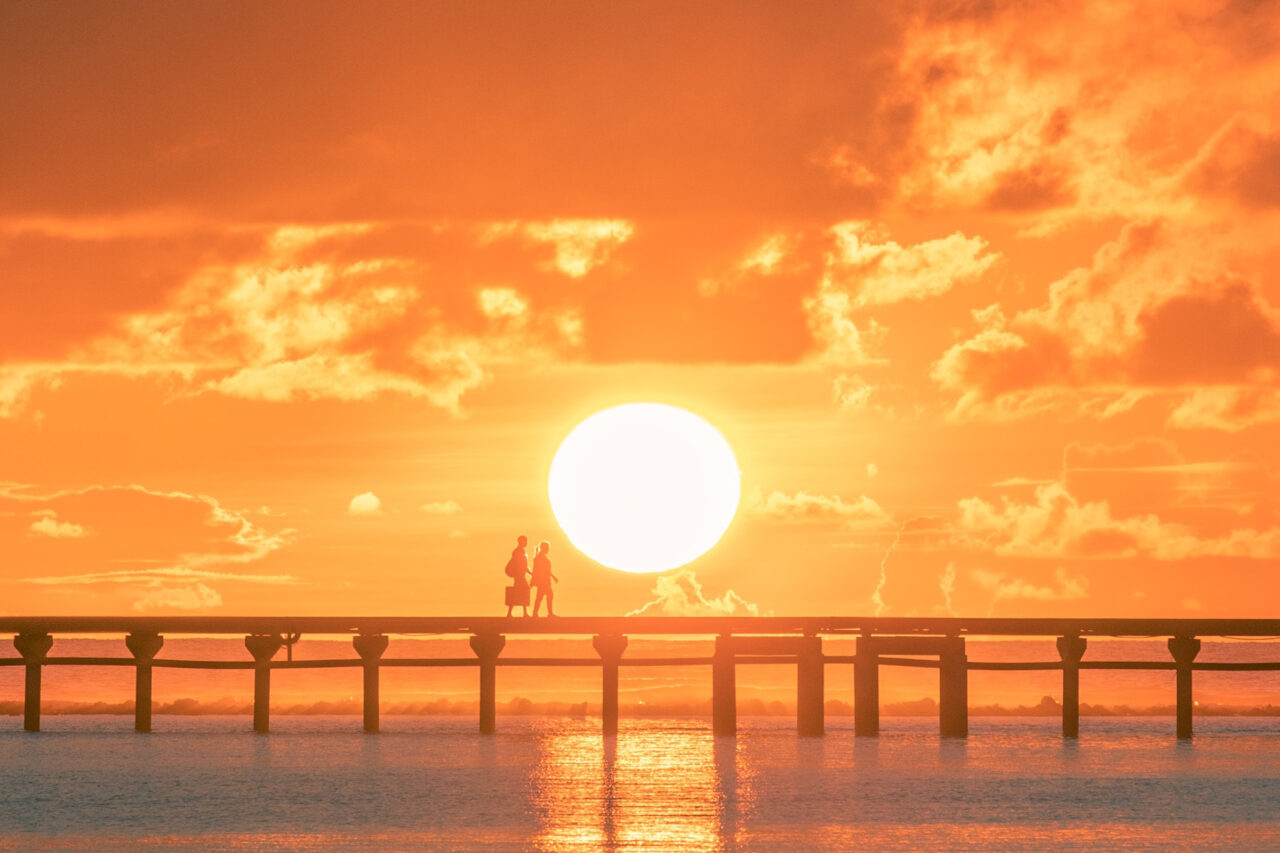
[1057,635,1087,737]
[854,636,879,736]
[712,635,736,735]
[13,632,53,732]
[592,634,628,735]
[125,632,164,733]
[938,637,968,737]
[796,635,824,736]
[470,633,506,734]
[354,634,389,733]
[1169,636,1201,738]
[245,634,284,733]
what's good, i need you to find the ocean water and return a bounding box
[1,716,1279,852]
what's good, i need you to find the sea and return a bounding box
[2,716,1280,851]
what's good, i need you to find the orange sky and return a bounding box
[3,1,1280,618]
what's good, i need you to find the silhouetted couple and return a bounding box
[504,534,558,617]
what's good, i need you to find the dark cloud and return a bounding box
[983,162,1075,212]
[0,1,905,221]
[1133,283,1280,383]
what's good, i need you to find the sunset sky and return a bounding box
[3,1,1280,619]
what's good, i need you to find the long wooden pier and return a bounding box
[4,617,1279,739]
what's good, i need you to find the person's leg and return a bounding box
[506,605,513,617]
[546,587,555,617]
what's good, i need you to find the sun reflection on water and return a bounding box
[533,720,756,852]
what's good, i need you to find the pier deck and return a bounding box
[4,617,1279,738]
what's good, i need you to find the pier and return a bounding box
[4,617,1279,738]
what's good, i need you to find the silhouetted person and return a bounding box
[531,540,558,617]
[505,535,531,617]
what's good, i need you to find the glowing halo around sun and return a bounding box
[548,403,741,574]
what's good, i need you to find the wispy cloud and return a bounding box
[957,481,1280,560]
[3,483,298,612]
[626,569,766,617]
[132,583,222,612]
[745,488,892,528]
[825,221,998,307]
[22,567,299,586]
[480,218,634,278]
[973,567,1088,615]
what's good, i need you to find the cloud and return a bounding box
[23,567,298,586]
[3,484,297,611]
[745,488,892,528]
[477,287,529,321]
[626,569,765,617]
[802,221,996,373]
[28,511,90,539]
[209,352,432,403]
[1186,118,1280,210]
[931,223,1280,426]
[132,582,222,612]
[0,365,54,419]
[1063,437,1182,471]
[738,234,790,276]
[1168,388,1280,432]
[832,374,878,411]
[957,481,1280,560]
[973,567,1088,614]
[420,500,462,515]
[825,221,998,307]
[803,288,886,368]
[347,492,382,516]
[930,304,1073,420]
[0,222,594,419]
[1132,283,1280,384]
[880,4,1280,428]
[482,219,634,278]
[880,1,1280,228]
[939,563,957,616]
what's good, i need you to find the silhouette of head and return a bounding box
[538,540,550,554]
[517,535,528,547]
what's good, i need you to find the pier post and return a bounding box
[592,634,628,735]
[796,635,824,736]
[14,632,53,733]
[1168,636,1201,739]
[939,637,968,738]
[353,634,389,734]
[125,632,164,733]
[470,633,506,734]
[245,634,284,733]
[854,636,879,736]
[712,635,736,736]
[1057,635,1087,738]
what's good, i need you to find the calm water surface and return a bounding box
[1,716,1279,851]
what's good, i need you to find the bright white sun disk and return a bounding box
[548,403,741,573]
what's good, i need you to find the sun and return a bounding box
[548,403,741,574]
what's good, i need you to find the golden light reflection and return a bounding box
[532,720,756,852]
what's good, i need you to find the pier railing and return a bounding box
[4,617,1279,739]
